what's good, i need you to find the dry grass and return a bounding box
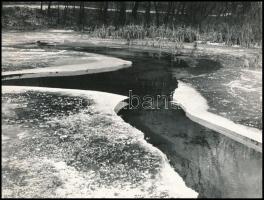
[89,24,261,48]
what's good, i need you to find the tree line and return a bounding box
[35,1,261,28]
[2,1,262,46]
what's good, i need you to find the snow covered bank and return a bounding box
[2,31,261,71]
[173,81,262,152]
[2,52,131,80]
[2,86,198,198]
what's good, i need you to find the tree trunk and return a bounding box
[117,2,126,26]
[144,2,151,27]
[98,1,108,25]
[132,1,139,23]
[180,2,186,22]
[79,2,85,31]
[154,2,160,27]
[48,1,52,17]
[102,1,108,25]
[57,2,60,25]
[164,2,172,26]
[73,1,75,13]
[63,2,68,25]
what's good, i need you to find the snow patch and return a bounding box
[2,86,198,198]
[173,81,262,152]
[49,158,197,198]
[2,53,132,80]
[2,86,127,115]
[47,29,75,33]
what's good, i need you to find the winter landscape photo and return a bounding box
[1,1,262,198]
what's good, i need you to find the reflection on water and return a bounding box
[2,45,262,198]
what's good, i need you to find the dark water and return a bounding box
[2,45,262,198]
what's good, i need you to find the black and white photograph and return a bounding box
[1,1,262,198]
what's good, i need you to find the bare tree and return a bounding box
[63,2,69,25]
[164,2,173,26]
[57,2,60,24]
[79,1,85,30]
[132,1,139,23]
[47,1,52,17]
[40,1,43,12]
[144,2,151,27]
[98,1,108,25]
[153,2,160,27]
[102,1,108,25]
[117,2,126,26]
[73,1,76,13]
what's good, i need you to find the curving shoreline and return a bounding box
[2,53,132,80]
[173,81,262,152]
[2,86,198,198]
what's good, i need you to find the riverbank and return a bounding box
[2,86,198,198]
[173,81,262,152]
[2,30,261,67]
[118,105,262,198]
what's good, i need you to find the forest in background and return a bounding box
[2,1,263,47]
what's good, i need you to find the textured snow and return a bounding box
[2,86,198,198]
[173,81,262,152]
[2,52,131,79]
